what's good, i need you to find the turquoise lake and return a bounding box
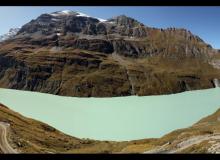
[0,88,220,141]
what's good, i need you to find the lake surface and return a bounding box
[0,88,220,141]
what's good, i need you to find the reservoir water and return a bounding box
[0,88,219,141]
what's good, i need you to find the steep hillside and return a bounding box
[0,103,128,153]
[1,103,220,153]
[119,108,220,153]
[0,10,220,97]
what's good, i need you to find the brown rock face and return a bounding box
[0,11,220,97]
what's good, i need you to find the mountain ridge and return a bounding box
[0,28,20,42]
[0,10,220,97]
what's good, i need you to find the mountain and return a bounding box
[0,28,20,42]
[0,10,220,97]
[1,103,220,153]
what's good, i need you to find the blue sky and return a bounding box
[0,7,219,49]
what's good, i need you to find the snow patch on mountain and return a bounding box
[0,28,20,42]
[50,10,76,16]
[50,10,106,22]
[75,11,106,22]
[75,11,90,18]
[97,18,106,22]
[61,10,73,14]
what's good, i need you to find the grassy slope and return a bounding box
[1,103,220,153]
[0,37,220,97]
[0,103,130,153]
[121,108,220,153]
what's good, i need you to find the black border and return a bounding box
[0,1,220,160]
[1,153,220,160]
[0,0,219,6]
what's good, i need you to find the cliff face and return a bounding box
[0,10,220,97]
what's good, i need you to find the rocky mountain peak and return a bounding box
[48,10,106,22]
[0,10,220,98]
[107,15,144,27]
[16,10,109,37]
[0,28,20,42]
[9,10,215,59]
[49,10,78,16]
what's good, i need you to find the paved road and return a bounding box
[0,122,17,153]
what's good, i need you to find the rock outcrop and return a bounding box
[0,28,20,42]
[0,10,220,97]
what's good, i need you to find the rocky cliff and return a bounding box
[0,10,220,97]
[0,28,20,42]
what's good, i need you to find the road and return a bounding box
[144,134,220,153]
[169,134,220,153]
[0,122,17,153]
